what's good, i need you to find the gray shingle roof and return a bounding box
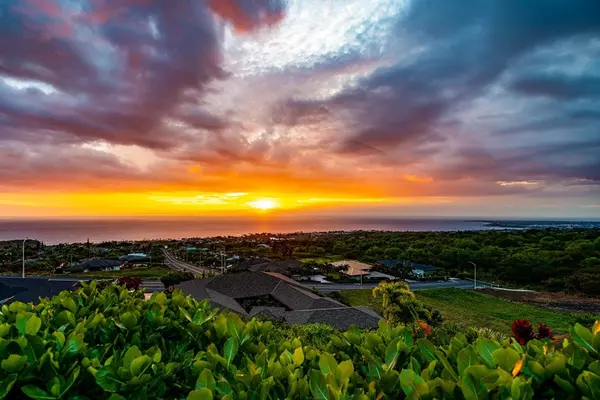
[271,283,315,310]
[177,271,381,330]
[249,306,286,320]
[0,278,76,304]
[205,272,280,298]
[249,260,304,273]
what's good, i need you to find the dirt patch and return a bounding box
[479,289,600,314]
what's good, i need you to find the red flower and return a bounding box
[512,319,534,345]
[537,323,553,340]
[417,320,432,336]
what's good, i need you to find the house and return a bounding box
[411,263,438,277]
[176,271,381,330]
[69,259,123,273]
[0,278,76,304]
[332,260,372,277]
[119,253,150,263]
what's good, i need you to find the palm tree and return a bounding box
[372,281,414,309]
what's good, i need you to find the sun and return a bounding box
[247,198,279,210]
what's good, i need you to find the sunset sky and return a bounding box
[1,0,599,218]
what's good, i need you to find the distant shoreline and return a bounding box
[1,217,598,244]
[476,220,600,229]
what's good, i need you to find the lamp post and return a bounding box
[468,261,477,289]
[22,237,29,279]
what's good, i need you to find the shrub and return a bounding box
[0,282,600,399]
[160,271,195,289]
[372,281,442,326]
[116,277,143,291]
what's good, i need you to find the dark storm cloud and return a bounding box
[509,72,600,100]
[435,139,600,184]
[0,0,287,151]
[269,0,600,190]
[332,0,600,148]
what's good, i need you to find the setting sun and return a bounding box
[246,198,279,210]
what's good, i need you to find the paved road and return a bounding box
[162,249,220,276]
[301,279,489,293]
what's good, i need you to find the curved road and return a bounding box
[162,249,220,276]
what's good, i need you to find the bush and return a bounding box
[116,277,143,291]
[160,271,195,289]
[1,282,600,399]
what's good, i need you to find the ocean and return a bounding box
[0,217,500,244]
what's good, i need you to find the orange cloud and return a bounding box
[404,175,434,183]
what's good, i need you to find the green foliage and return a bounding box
[372,281,442,327]
[337,288,594,335]
[160,271,196,288]
[2,282,600,399]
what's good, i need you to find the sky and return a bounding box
[0,0,599,219]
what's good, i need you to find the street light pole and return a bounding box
[22,237,28,279]
[468,261,477,289]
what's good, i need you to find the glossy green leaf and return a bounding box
[492,347,520,372]
[338,360,354,382]
[572,324,596,353]
[61,366,81,396]
[457,347,478,375]
[385,338,401,370]
[0,374,17,400]
[292,347,304,365]
[20,386,55,400]
[154,292,167,306]
[461,374,487,400]
[475,337,500,368]
[319,353,337,375]
[554,375,575,394]
[1,354,27,373]
[187,388,213,400]
[130,355,152,376]
[224,337,238,367]
[309,369,328,400]
[65,333,84,355]
[16,313,42,336]
[417,339,438,363]
[196,369,216,391]
[95,367,124,392]
[120,312,138,330]
[399,368,429,399]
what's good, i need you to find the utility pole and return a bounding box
[22,237,28,279]
[468,261,477,289]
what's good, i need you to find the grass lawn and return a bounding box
[72,266,170,280]
[332,288,593,334]
[299,255,344,263]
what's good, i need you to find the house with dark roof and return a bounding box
[411,263,438,277]
[0,278,76,304]
[119,253,150,263]
[177,271,381,330]
[68,259,123,273]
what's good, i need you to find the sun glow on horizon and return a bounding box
[246,198,280,210]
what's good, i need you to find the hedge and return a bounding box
[0,282,599,399]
